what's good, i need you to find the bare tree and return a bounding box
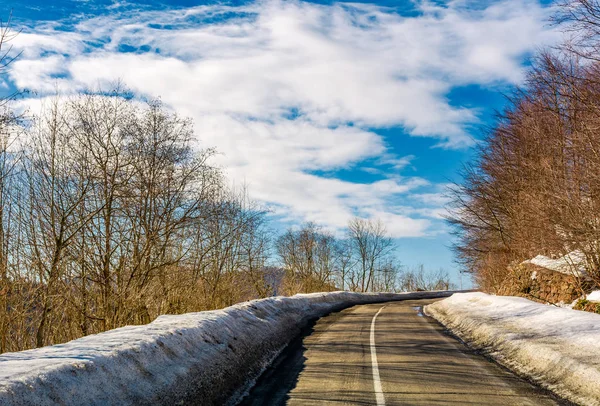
[347,218,394,292]
[0,12,21,108]
[398,265,454,292]
[553,0,600,61]
[449,7,600,291]
[25,97,102,347]
[0,13,27,352]
[117,99,220,323]
[372,260,400,293]
[276,223,338,293]
[334,238,355,291]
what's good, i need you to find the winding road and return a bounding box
[240,298,569,406]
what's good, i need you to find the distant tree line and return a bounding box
[0,18,453,353]
[275,220,453,294]
[449,0,600,292]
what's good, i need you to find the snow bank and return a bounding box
[0,291,452,406]
[524,250,588,277]
[425,292,600,406]
[588,290,600,302]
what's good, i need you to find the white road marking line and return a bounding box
[370,306,386,406]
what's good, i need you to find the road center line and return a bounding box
[370,306,386,406]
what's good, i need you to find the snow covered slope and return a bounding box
[0,291,452,406]
[425,292,600,406]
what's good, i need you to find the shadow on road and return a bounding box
[238,316,318,406]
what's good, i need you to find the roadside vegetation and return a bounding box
[450,0,600,294]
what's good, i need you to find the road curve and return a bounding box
[240,298,569,406]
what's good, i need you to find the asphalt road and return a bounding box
[240,298,570,406]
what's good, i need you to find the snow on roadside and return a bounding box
[588,291,600,302]
[523,250,588,277]
[0,291,452,406]
[425,292,600,406]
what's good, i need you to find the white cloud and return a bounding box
[412,192,452,206]
[6,0,559,237]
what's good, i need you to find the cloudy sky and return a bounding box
[3,0,560,285]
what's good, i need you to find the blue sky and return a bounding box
[2,0,560,286]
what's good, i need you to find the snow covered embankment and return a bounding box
[425,292,600,406]
[0,291,451,406]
